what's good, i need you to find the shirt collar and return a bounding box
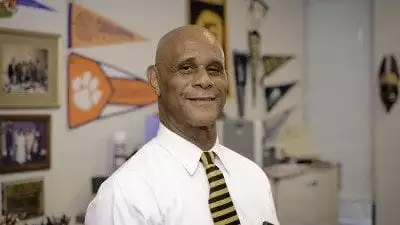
[155,122,229,176]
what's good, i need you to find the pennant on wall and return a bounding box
[261,55,294,82]
[0,0,54,18]
[68,2,147,48]
[264,81,297,112]
[67,53,157,129]
[248,30,261,107]
[233,51,249,118]
[379,54,399,113]
[189,0,226,54]
[262,107,295,147]
[19,0,55,11]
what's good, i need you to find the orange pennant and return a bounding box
[67,53,157,129]
[68,2,147,48]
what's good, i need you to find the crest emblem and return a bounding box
[379,54,400,113]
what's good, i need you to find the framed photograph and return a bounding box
[188,0,234,98]
[0,28,60,108]
[0,115,51,174]
[1,177,44,220]
[189,0,227,56]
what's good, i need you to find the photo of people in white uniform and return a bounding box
[1,121,47,165]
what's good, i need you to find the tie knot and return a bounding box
[200,151,216,167]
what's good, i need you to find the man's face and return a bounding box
[157,35,228,127]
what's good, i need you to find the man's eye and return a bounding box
[179,65,195,73]
[182,66,191,70]
[207,67,223,75]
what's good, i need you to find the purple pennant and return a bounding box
[18,0,55,12]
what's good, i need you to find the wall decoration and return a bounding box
[248,30,261,107]
[0,115,51,174]
[378,54,399,113]
[264,81,297,112]
[233,50,296,116]
[189,0,226,54]
[247,0,268,107]
[18,0,55,12]
[261,55,294,82]
[0,0,54,19]
[1,177,44,220]
[233,51,249,118]
[0,28,60,109]
[189,0,234,98]
[67,53,158,129]
[0,0,17,18]
[262,107,295,148]
[68,2,147,48]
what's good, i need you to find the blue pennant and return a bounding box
[18,0,55,12]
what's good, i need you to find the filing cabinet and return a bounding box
[265,163,340,225]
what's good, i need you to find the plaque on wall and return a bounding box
[1,177,44,220]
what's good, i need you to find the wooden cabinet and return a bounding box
[265,163,340,225]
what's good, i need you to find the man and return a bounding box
[7,58,15,85]
[85,25,279,225]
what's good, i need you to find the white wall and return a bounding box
[0,0,304,223]
[373,0,400,224]
[305,0,373,222]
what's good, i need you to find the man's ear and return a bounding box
[147,65,160,96]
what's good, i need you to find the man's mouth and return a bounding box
[187,97,216,101]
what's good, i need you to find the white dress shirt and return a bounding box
[85,123,280,225]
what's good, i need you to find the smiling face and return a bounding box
[149,27,228,127]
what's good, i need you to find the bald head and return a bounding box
[147,25,229,130]
[155,25,224,66]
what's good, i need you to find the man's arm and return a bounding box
[84,177,152,225]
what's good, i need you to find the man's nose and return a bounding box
[193,67,213,89]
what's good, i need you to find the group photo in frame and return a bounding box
[0,115,51,174]
[0,28,60,108]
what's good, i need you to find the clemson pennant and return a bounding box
[67,53,157,129]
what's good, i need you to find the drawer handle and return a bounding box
[307,180,318,187]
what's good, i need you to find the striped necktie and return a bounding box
[200,151,241,225]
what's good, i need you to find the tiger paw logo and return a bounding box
[0,0,18,14]
[72,71,103,111]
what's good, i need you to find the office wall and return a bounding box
[305,0,373,223]
[373,0,400,224]
[0,0,304,222]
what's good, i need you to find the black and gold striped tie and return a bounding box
[200,151,241,225]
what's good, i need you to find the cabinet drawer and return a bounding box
[274,172,318,223]
[273,167,339,223]
[311,168,339,220]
